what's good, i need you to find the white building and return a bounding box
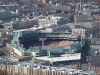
[38,16,67,26]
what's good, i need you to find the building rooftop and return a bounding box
[38,15,66,20]
[36,53,81,62]
[0,4,19,6]
[16,62,95,75]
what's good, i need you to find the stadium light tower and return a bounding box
[80,0,82,10]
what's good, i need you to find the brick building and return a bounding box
[42,0,49,4]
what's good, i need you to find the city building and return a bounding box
[0,63,96,75]
[0,29,13,45]
[13,19,38,30]
[0,4,19,12]
[74,14,87,23]
[42,0,49,4]
[0,10,12,20]
[3,21,14,29]
[38,16,67,26]
[72,27,86,37]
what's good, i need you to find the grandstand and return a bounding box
[6,26,90,66]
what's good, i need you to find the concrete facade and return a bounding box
[38,16,67,26]
[74,15,87,23]
[0,64,96,75]
[13,19,38,30]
